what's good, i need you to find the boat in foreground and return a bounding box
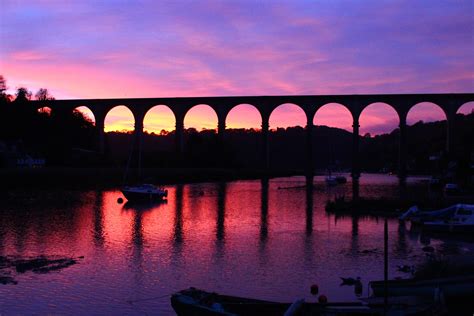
[171,287,441,315]
[121,184,168,202]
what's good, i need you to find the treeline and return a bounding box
[0,76,98,165]
[359,115,473,174]
[106,114,473,175]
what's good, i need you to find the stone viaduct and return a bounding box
[33,93,474,179]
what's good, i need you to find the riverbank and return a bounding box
[0,167,304,189]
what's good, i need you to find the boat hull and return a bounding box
[121,190,166,202]
[171,288,437,316]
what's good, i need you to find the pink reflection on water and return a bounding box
[1,176,471,314]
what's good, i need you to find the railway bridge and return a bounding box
[33,93,474,179]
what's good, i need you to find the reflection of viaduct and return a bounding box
[34,93,473,178]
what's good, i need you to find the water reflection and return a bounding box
[350,216,360,255]
[214,182,227,262]
[93,191,105,248]
[395,220,409,256]
[260,178,269,242]
[216,182,226,242]
[1,175,472,315]
[131,207,144,268]
[352,178,360,200]
[305,175,313,235]
[122,200,168,212]
[173,184,184,246]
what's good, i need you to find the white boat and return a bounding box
[423,206,474,233]
[325,176,338,186]
[121,184,168,202]
[444,183,461,196]
[399,204,474,224]
[325,174,346,186]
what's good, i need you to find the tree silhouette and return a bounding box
[14,87,32,105]
[0,75,6,95]
[0,75,11,105]
[35,88,55,101]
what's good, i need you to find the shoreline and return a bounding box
[0,167,307,189]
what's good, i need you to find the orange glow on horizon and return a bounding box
[184,104,217,130]
[104,106,135,132]
[97,101,464,134]
[75,106,96,124]
[226,104,262,129]
[144,105,175,134]
[314,103,352,132]
[269,103,306,129]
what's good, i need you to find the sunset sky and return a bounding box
[1,0,473,134]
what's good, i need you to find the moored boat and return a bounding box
[422,207,474,232]
[325,176,338,186]
[121,184,168,202]
[325,175,347,186]
[171,287,442,315]
[444,183,461,196]
[399,204,474,225]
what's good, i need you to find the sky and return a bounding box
[1,0,473,134]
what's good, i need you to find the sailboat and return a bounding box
[121,183,168,202]
[325,146,347,186]
[325,170,338,186]
[120,130,168,202]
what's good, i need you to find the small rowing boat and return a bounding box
[171,287,442,315]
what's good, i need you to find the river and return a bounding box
[0,174,472,314]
